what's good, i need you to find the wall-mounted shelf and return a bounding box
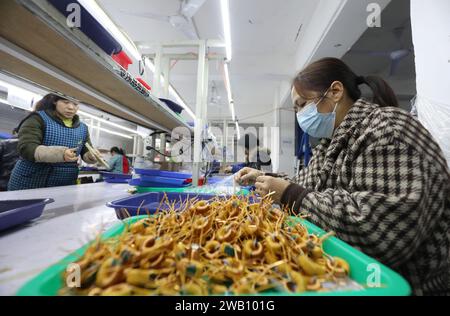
[0,0,191,132]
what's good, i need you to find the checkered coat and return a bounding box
[294,99,450,296]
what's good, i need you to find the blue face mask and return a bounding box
[296,91,338,139]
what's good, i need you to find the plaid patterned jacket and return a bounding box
[294,99,450,296]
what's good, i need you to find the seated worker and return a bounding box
[8,93,97,191]
[235,58,450,295]
[0,135,19,191]
[225,133,272,174]
[107,147,129,174]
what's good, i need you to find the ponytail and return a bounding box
[359,75,399,108]
[294,58,399,108]
[110,147,126,156]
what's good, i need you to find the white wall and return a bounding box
[277,107,296,177]
[411,0,450,166]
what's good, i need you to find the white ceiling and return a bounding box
[342,0,416,109]
[98,0,319,124]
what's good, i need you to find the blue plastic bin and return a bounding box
[104,178,131,184]
[99,172,132,179]
[99,172,132,184]
[134,169,192,179]
[0,198,54,231]
[106,192,228,219]
[159,98,184,114]
[129,177,190,188]
[80,166,99,172]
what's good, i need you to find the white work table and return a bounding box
[0,182,131,295]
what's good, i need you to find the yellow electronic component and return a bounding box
[59,193,349,296]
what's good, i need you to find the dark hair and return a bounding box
[34,93,69,112]
[244,133,259,151]
[293,57,398,108]
[110,147,125,156]
[14,93,69,133]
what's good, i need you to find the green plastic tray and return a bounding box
[16,216,411,296]
[135,186,250,196]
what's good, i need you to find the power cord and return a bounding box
[146,146,185,158]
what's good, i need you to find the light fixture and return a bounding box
[220,0,232,61]
[230,102,236,121]
[0,80,143,140]
[89,124,133,140]
[223,63,236,120]
[0,80,43,109]
[78,0,141,61]
[235,121,241,140]
[219,0,235,122]
[78,110,148,137]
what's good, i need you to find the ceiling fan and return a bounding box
[348,20,413,77]
[121,0,207,40]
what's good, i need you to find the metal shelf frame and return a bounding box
[141,40,227,186]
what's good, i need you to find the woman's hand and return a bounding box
[255,176,291,204]
[82,151,97,164]
[64,148,79,162]
[87,152,96,161]
[234,167,264,186]
[223,166,233,174]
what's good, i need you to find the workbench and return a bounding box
[0,182,130,295]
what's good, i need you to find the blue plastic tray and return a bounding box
[0,198,54,231]
[159,98,184,114]
[107,192,230,219]
[134,169,192,179]
[80,166,99,172]
[99,172,132,179]
[129,177,190,188]
[104,178,130,184]
[205,177,223,184]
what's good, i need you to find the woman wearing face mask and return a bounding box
[235,58,450,295]
[8,93,97,191]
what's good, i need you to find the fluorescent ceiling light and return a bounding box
[0,80,43,105]
[78,110,148,137]
[235,121,240,140]
[89,124,133,139]
[220,0,232,61]
[223,63,232,103]
[223,63,236,120]
[230,102,235,120]
[220,0,235,120]
[0,80,146,138]
[78,0,141,61]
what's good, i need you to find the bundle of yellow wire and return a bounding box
[60,194,350,296]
